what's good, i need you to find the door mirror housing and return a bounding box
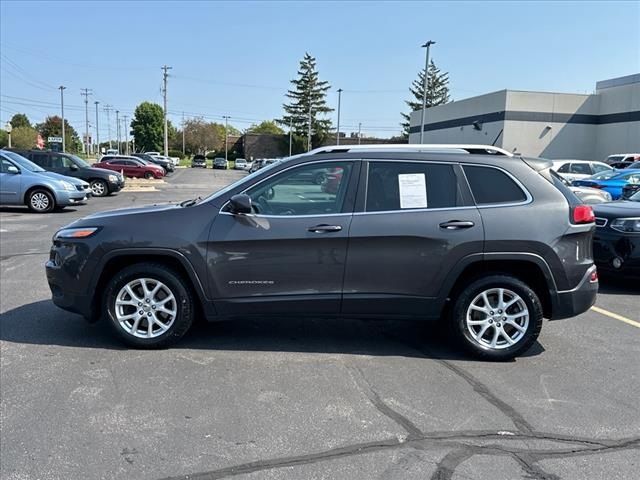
[229,194,252,214]
[7,165,20,174]
[70,163,79,171]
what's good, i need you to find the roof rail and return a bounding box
[309,144,514,157]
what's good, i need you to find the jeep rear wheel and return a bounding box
[104,263,194,348]
[451,275,543,360]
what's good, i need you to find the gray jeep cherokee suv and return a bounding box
[46,145,598,360]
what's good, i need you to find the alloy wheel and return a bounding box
[91,181,106,196]
[115,278,177,338]
[465,288,529,350]
[30,192,50,211]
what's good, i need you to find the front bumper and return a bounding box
[594,230,640,278]
[108,178,125,192]
[46,257,95,320]
[56,190,91,206]
[550,265,598,320]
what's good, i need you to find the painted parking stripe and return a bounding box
[591,306,640,329]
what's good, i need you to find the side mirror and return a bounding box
[229,194,252,214]
[70,164,79,171]
[7,165,19,174]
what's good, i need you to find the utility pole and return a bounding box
[288,116,293,156]
[222,115,230,162]
[181,111,185,156]
[161,65,173,157]
[115,110,120,153]
[104,105,113,149]
[336,88,343,145]
[123,115,129,155]
[358,122,362,145]
[307,103,312,152]
[94,101,100,156]
[419,40,435,144]
[59,86,66,152]
[81,88,92,155]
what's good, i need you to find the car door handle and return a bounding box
[308,224,342,233]
[439,220,475,230]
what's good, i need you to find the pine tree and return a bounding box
[278,53,333,150]
[401,60,451,137]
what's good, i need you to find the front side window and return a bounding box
[591,163,611,174]
[0,157,16,173]
[365,161,461,212]
[569,163,592,175]
[244,162,352,216]
[557,163,570,173]
[463,165,527,205]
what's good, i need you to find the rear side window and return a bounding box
[591,163,610,174]
[366,162,461,212]
[31,153,50,168]
[569,163,591,175]
[463,165,527,205]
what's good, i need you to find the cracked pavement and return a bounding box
[1,169,639,480]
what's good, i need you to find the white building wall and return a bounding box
[594,81,640,160]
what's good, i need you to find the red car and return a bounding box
[94,156,164,179]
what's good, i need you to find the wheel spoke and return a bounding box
[116,298,138,306]
[150,282,162,300]
[506,319,526,333]
[504,297,518,310]
[147,318,153,336]
[157,305,176,316]
[482,292,492,309]
[125,285,142,302]
[468,318,489,325]
[508,309,529,320]
[500,329,515,345]
[157,294,175,306]
[477,323,492,338]
[489,327,500,347]
[470,304,490,315]
[140,279,152,298]
[152,313,169,331]
[118,313,137,322]
[497,288,505,309]
[131,316,141,333]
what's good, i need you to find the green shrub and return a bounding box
[168,149,184,158]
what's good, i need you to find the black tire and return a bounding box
[144,171,154,180]
[26,188,55,213]
[104,263,194,348]
[451,275,543,361]
[90,179,109,197]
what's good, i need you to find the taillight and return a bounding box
[572,205,595,224]
[589,269,598,283]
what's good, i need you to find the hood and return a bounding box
[38,171,87,185]
[593,201,640,217]
[80,202,179,221]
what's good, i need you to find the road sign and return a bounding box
[48,136,63,143]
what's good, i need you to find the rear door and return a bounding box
[342,159,483,316]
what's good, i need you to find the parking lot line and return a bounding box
[591,306,640,329]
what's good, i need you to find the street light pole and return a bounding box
[223,115,230,162]
[336,88,343,145]
[123,115,129,155]
[419,40,435,144]
[307,103,312,152]
[288,116,293,156]
[358,122,362,145]
[4,122,11,148]
[115,110,120,153]
[94,101,100,156]
[59,86,66,152]
[81,88,92,155]
[104,105,112,149]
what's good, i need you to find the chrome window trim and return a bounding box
[460,163,533,209]
[218,159,356,217]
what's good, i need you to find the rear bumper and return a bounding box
[550,265,598,320]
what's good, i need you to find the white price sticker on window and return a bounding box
[398,173,427,209]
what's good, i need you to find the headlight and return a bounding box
[61,181,75,191]
[54,227,100,240]
[108,174,118,182]
[610,218,640,233]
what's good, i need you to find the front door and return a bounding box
[207,160,359,315]
[342,160,484,316]
[0,157,21,204]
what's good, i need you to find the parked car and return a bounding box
[605,153,640,165]
[551,160,613,182]
[234,158,247,170]
[213,157,228,169]
[94,156,165,179]
[571,169,640,199]
[46,144,598,360]
[249,159,265,173]
[1,150,89,212]
[105,149,119,156]
[621,183,640,199]
[609,161,635,170]
[9,149,125,197]
[592,190,640,279]
[557,175,612,203]
[170,157,181,167]
[191,155,207,168]
[132,153,174,173]
[145,151,160,157]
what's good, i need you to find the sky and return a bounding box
[1,0,639,140]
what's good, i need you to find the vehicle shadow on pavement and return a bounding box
[597,278,640,295]
[0,207,81,214]
[0,300,545,361]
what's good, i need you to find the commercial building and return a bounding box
[409,74,640,160]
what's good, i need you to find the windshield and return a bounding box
[68,155,92,168]
[1,150,46,172]
[590,170,619,180]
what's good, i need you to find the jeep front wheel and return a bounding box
[451,275,543,361]
[104,263,194,348]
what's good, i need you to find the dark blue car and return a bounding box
[573,169,640,200]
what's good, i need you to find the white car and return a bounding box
[145,151,160,157]
[551,160,613,182]
[605,153,640,165]
[234,158,247,170]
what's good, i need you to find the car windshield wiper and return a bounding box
[179,197,201,208]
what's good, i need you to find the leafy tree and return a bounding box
[400,60,451,137]
[10,126,38,149]
[278,52,333,149]
[131,102,164,151]
[0,129,8,148]
[183,118,222,154]
[36,116,81,152]
[10,113,31,129]
[246,120,285,135]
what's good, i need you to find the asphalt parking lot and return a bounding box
[1,168,638,480]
